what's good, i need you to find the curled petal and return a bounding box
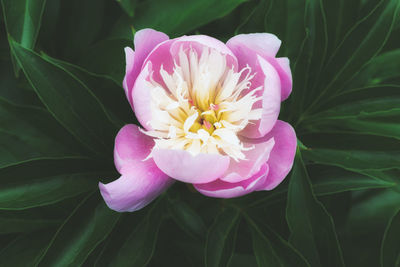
[255,120,297,190]
[194,164,269,198]
[227,33,292,100]
[99,162,172,212]
[152,148,230,184]
[114,124,155,172]
[220,137,275,183]
[124,29,169,107]
[100,124,174,212]
[240,56,281,138]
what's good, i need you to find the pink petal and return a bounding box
[227,33,292,101]
[152,149,230,184]
[131,62,153,130]
[170,35,238,70]
[100,124,174,212]
[239,56,281,138]
[142,39,175,85]
[113,124,154,172]
[142,34,239,86]
[227,33,282,57]
[274,57,292,100]
[122,47,135,104]
[124,29,169,107]
[255,120,297,190]
[194,164,269,198]
[220,137,275,183]
[99,162,173,212]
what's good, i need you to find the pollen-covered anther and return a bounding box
[144,45,262,160]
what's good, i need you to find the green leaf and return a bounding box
[303,97,400,139]
[229,254,258,267]
[0,230,54,266]
[235,0,270,35]
[348,190,400,233]
[307,118,400,140]
[248,165,394,209]
[79,38,132,83]
[0,209,60,234]
[294,0,328,111]
[220,219,239,267]
[323,84,400,110]
[309,165,396,195]
[0,59,41,106]
[116,0,137,17]
[246,214,310,267]
[345,189,400,266]
[362,169,400,192]
[307,0,400,112]
[307,96,400,119]
[55,0,106,60]
[286,150,344,267]
[1,0,46,74]
[347,49,400,89]
[381,209,400,267]
[93,212,144,267]
[300,132,400,173]
[0,171,101,210]
[0,99,83,169]
[1,0,46,48]
[132,0,247,36]
[0,157,112,210]
[37,193,120,267]
[168,199,207,240]
[110,200,166,266]
[303,148,400,171]
[323,0,360,55]
[9,39,117,156]
[41,53,133,126]
[262,0,308,61]
[205,206,240,267]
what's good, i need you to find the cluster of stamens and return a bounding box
[143,45,263,161]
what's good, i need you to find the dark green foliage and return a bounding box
[0,0,399,266]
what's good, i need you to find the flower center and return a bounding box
[144,46,262,161]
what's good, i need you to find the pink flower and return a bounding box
[99,29,296,212]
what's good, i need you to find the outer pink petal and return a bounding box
[100,124,173,212]
[152,149,230,184]
[255,120,297,190]
[194,164,269,198]
[113,124,154,172]
[122,47,135,104]
[227,33,282,57]
[220,137,275,183]
[274,57,292,100]
[142,39,175,85]
[239,56,281,139]
[99,162,173,212]
[227,33,292,101]
[123,29,169,107]
[131,62,153,130]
